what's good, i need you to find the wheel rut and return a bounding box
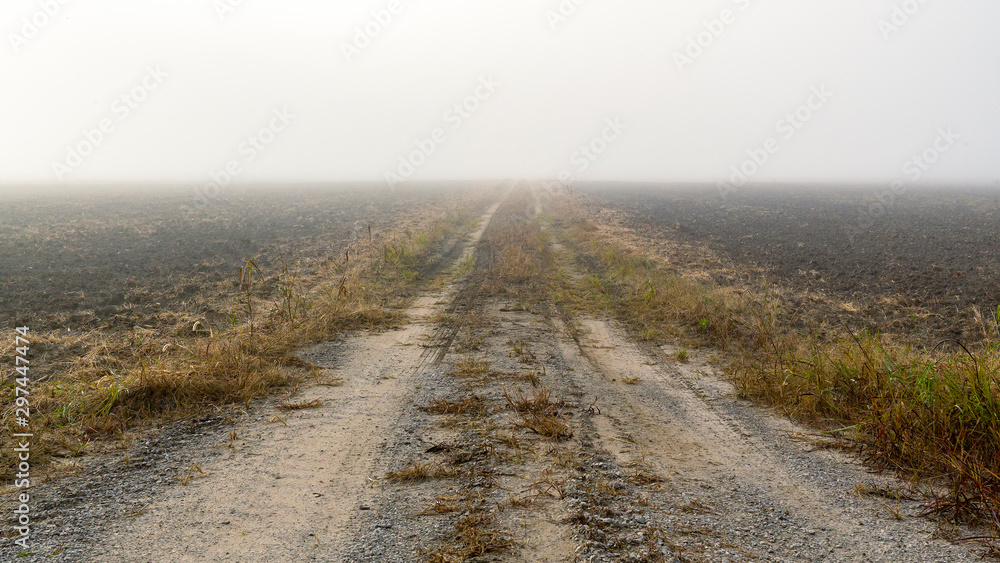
[52,187,986,562]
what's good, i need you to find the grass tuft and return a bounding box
[449,358,490,378]
[420,395,488,416]
[0,198,489,475]
[385,461,457,483]
[276,399,323,411]
[556,198,1000,543]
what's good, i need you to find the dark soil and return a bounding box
[0,185,460,332]
[578,184,1000,343]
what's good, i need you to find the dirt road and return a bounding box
[11,188,983,562]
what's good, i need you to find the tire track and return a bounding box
[81,201,504,563]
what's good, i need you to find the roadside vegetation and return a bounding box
[0,196,490,474]
[481,191,554,304]
[384,190,596,561]
[552,196,1000,551]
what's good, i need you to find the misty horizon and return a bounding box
[3,3,1000,557]
[2,1,998,189]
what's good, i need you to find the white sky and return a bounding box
[2,0,998,187]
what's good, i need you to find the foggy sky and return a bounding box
[2,0,998,188]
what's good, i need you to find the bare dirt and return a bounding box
[579,184,1000,344]
[2,185,991,561]
[0,185,460,334]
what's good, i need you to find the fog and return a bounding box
[2,0,998,189]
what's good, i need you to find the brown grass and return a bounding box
[421,494,467,515]
[0,198,488,475]
[526,467,568,499]
[628,468,666,487]
[422,513,511,563]
[449,358,491,378]
[421,395,488,416]
[557,197,1000,544]
[502,386,562,415]
[384,461,457,483]
[481,192,553,301]
[516,411,573,440]
[276,399,323,411]
[503,386,573,440]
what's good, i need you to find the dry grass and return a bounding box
[516,411,573,440]
[422,513,511,563]
[502,386,573,440]
[449,358,491,378]
[481,193,553,301]
[628,469,666,487]
[421,493,467,515]
[384,461,457,483]
[415,191,576,561]
[502,386,562,415]
[276,398,323,411]
[421,394,488,416]
[526,467,568,499]
[558,198,1000,544]
[178,463,208,486]
[854,481,913,501]
[0,199,487,475]
[519,370,542,387]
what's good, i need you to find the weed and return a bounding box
[384,461,456,483]
[450,358,490,378]
[556,198,1000,540]
[628,469,666,486]
[854,481,912,501]
[276,399,323,411]
[178,463,208,486]
[676,346,690,363]
[517,411,573,440]
[506,494,538,508]
[272,257,312,322]
[0,195,487,475]
[676,499,713,514]
[420,395,488,416]
[422,513,510,562]
[421,498,465,515]
[526,467,568,499]
[503,386,562,415]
